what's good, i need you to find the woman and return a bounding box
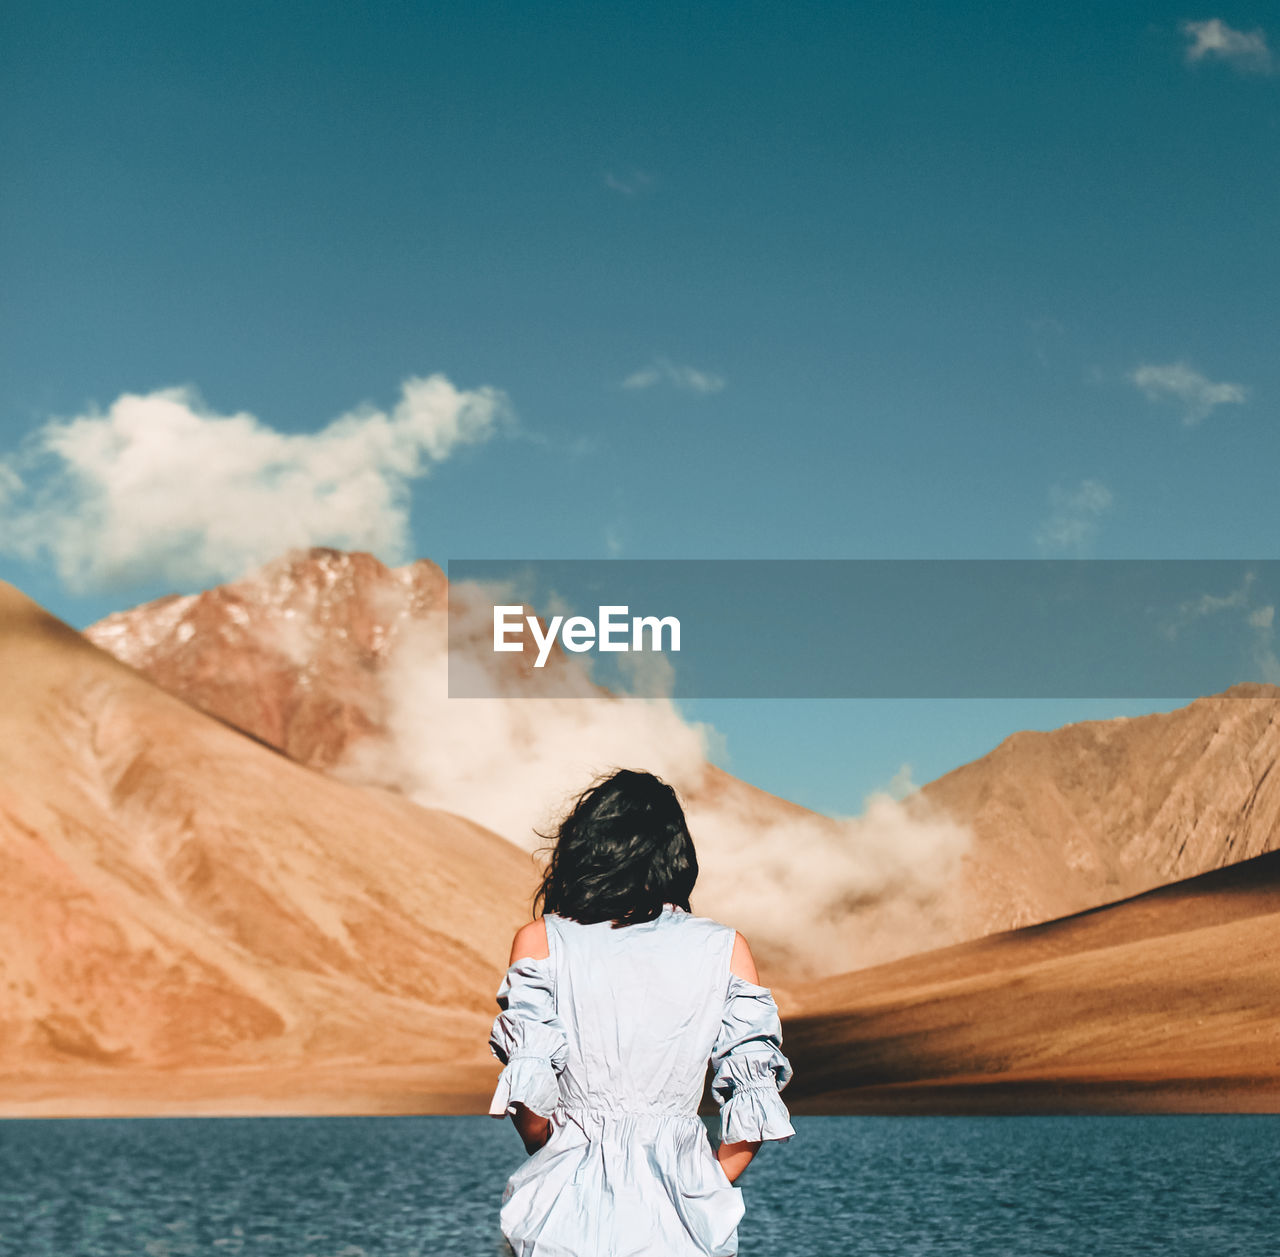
[488,768,795,1257]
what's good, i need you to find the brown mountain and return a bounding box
[782,847,1280,1113]
[84,548,447,773]
[922,686,1280,936]
[84,548,958,981]
[10,562,1280,1115]
[85,548,1280,966]
[83,547,599,774]
[0,580,531,1116]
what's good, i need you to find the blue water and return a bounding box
[1,1115,1277,1256]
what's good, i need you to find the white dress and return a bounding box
[488,904,795,1257]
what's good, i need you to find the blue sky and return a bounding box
[2,2,1276,813]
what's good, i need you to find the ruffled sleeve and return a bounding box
[488,955,568,1120]
[709,973,796,1144]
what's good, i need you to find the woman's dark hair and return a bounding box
[533,769,698,927]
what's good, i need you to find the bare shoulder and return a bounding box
[509,917,549,964]
[728,930,760,984]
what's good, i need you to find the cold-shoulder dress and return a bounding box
[488,904,795,1257]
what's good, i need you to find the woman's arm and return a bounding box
[716,931,765,1182]
[716,1136,763,1183]
[511,1101,551,1154]
[505,920,553,1154]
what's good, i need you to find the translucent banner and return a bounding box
[445,559,1280,699]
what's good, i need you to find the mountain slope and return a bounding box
[782,848,1280,1113]
[84,548,446,772]
[85,548,976,980]
[923,686,1280,935]
[10,571,1280,1114]
[85,548,1280,970]
[0,580,532,1115]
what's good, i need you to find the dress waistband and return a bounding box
[558,1101,701,1120]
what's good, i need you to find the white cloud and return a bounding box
[0,462,22,508]
[0,374,509,591]
[329,582,972,978]
[1028,316,1067,367]
[1129,361,1248,425]
[1252,604,1280,681]
[1182,18,1274,72]
[1248,604,1275,630]
[1170,571,1256,630]
[604,168,654,197]
[869,763,918,803]
[622,357,726,395]
[1160,571,1280,682]
[1035,478,1113,555]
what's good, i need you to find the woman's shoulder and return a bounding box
[663,906,739,947]
[508,917,550,963]
[667,910,759,982]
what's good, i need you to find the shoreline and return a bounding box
[4,1067,1280,1119]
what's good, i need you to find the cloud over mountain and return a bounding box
[86,548,974,979]
[0,376,509,591]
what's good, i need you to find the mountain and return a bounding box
[921,686,1280,936]
[781,847,1280,1113]
[0,579,531,1116]
[85,548,1280,969]
[83,547,595,773]
[84,548,446,772]
[85,548,964,981]
[10,560,1280,1115]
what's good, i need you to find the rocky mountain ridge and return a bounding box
[87,548,1280,953]
[922,684,1280,934]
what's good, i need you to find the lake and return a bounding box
[1,1114,1276,1255]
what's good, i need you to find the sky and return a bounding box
[2,1,1277,814]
